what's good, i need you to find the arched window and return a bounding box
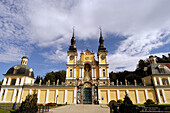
[70,69,72,77]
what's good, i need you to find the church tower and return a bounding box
[97,27,109,85]
[66,28,78,85]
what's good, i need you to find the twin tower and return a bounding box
[65,28,110,86]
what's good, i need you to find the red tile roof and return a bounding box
[160,63,170,69]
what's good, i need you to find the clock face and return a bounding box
[70,55,74,60]
[101,55,106,60]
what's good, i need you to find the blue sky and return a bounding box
[0,0,170,80]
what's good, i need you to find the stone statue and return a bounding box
[84,64,91,82]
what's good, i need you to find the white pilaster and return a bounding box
[17,89,22,103]
[107,67,109,79]
[92,68,94,78]
[20,77,25,85]
[66,67,68,78]
[126,90,129,95]
[55,90,58,103]
[82,67,84,78]
[168,77,170,85]
[153,77,157,86]
[74,89,76,104]
[65,90,67,103]
[74,56,76,64]
[0,88,3,97]
[108,90,110,102]
[98,89,101,103]
[145,89,148,100]
[29,89,32,95]
[94,68,96,79]
[15,78,19,85]
[12,89,17,102]
[7,77,11,85]
[3,89,7,102]
[74,67,76,79]
[79,68,81,79]
[117,90,119,100]
[46,89,49,103]
[135,90,139,103]
[162,89,167,103]
[99,67,101,78]
[37,89,40,103]
[156,89,161,104]
[159,77,163,86]
[2,78,7,85]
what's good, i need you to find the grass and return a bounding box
[0,103,21,106]
[0,109,16,113]
[48,104,67,109]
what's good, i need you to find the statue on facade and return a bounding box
[84,64,91,82]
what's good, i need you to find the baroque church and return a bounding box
[0,29,170,105]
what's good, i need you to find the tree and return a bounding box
[144,99,155,106]
[19,91,38,113]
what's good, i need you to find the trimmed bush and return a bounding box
[144,99,155,106]
[117,99,123,106]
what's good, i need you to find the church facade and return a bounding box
[0,29,170,104]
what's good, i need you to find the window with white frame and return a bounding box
[162,78,168,85]
[103,69,106,77]
[70,69,72,77]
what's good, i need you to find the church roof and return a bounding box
[5,64,34,78]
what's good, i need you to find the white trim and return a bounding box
[15,77,19,85]
[29,89,32,95]
[117,90,119,100]
[168,77,170,85]
[99,78,108,80]
[66,78,76,80]
[94,68,96,79]
[46,89,49,103]
[154,77,157,86]
[145,89,148,100]
[98,89,101,103]
[159,77,163,86]
[135,90,139,103]
[92,68,94,78]
[162,89,167,103]
[66,67,68,78]
[74,67,76,79]
[126,90,129,95]
[3,89,7,101]
[65,90,67,103]
[2,78,7,85]
[74,56,76,64]
[99,67,101,78]
[17,89,22,103]
[79,68,81,79]
[0,88,3,97]
[55,89,58,103]
[82,67,84,78]
[12,89,17,102]
[7,77,11,85]
[74,89,76,104]
[37,89,40,103]
[156,89,161,103]
[108,90,110,102]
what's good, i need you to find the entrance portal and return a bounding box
[83,88,92,104]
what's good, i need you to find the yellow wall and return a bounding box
[22,90,29,101]
[148,90,156,102]
[57,90,65,103]
[67,90,74,103]
[25,77,34,84]
[119,90,126,100]
[129,90,137,104]
[48,90,56,103]
[5,89,14,101]
[165,90,170,103]
[39,90,46,103]
[138,90,146,103]
[100,90,108,103]
[110,90,117,101]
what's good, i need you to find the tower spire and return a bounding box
[68,27,77,52]
[98,27,107,52]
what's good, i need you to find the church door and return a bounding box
[83,88,92,104]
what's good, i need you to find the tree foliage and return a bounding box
[144,99,155,106]
[19,91,38,113]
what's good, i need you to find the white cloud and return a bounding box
[0,0,170,72]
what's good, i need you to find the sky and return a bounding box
[0,0,170,80]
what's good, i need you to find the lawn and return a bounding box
[0,109,16,113]
[0,103,21,106]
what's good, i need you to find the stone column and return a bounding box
[20,77,25,85]
[37,89,40,103]
[3,89,7,102]
[46,89,49,103]
[98,89,101,103]
[135,90,139,103]
[74,89,77,104]
[64,90,67,103]
[17,89,22,103]
[2,78,7,85]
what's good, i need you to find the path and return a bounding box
[49,104,110,113]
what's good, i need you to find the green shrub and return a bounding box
[117,99,123,106]
[144,99,155,106]
[19,92,38,113]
